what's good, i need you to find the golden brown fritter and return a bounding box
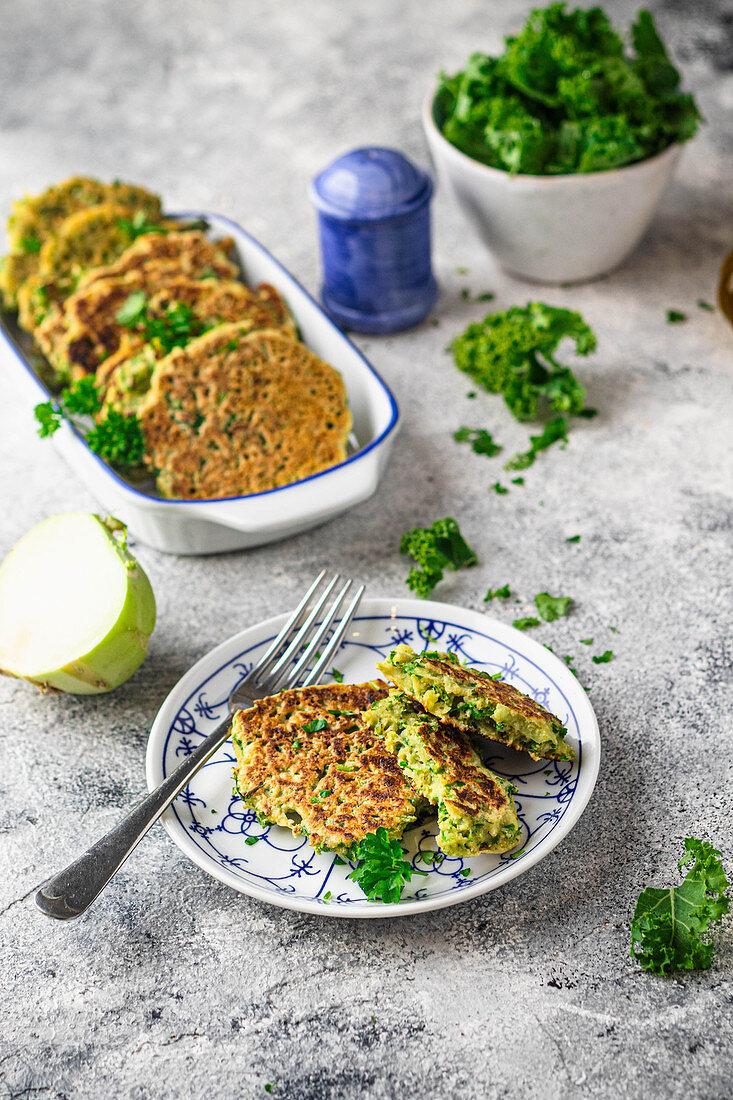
[0,176,161,308]
[231,681,422,854]
[74,230,237,292]
[139,325,351,500]
[378,644,574,761]
[366,691,521,857]
[36,272,295,383]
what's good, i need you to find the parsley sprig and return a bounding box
[116,291,208,355]
[348,828,427,904]
[631,838,729,975]
[400,516,477,597]
[34,377,145,469]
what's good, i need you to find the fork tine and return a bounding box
[246,570,327,681]
[254,573,340,687]
[276,578,353,691]
[301,585,365,688]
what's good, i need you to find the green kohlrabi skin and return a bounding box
[0,513,156,694]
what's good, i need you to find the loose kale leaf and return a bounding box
[535,592,573,621]
[513,616,540,630]
[630,837,730,975]
[505,416,568,470]
[400,517,478,598]
[348,827,427,904]
[453,426,502,457]
[450,303,594,423]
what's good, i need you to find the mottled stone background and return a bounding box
[1,1,732,1097]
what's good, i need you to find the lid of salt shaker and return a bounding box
[310,146,433,221]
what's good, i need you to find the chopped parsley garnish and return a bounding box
[34,378,145,468]
[505,416,568,471]
[534,592,573,621]
[116,291,208,354]
[566,534,581,543]
[327,709,356,717]
[418,851,443,866]
[630,838,729,975]
[400,516,477,597]
[20,234,41,254]
[331,667,344,683]
[513,616,540,631]
[436,6,699,176]
[698,300,714,312]
[580,638,593,646]
[492,482,509,495]
[476,292,495,302]
[245,836,260,847]
[453,426,502,457]
[484,584,511,602]
[117,209,166,241]
[592,649,614,664]
[302,718,328,733]
[511,476,524,485]
[322,891,332,903]
[450,303,594,423]
[348,827,427,903]
[459,867,471,878]
[666,309,687,323]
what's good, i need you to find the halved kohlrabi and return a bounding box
[0,513,156,694]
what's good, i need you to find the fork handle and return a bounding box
[34,716,233,920]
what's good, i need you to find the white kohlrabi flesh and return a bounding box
[0,513,156,694]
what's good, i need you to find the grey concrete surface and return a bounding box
[1,0,732,1097]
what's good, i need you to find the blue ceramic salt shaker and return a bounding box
[309,146,438,334]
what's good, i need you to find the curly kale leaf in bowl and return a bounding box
[436,4,701,176]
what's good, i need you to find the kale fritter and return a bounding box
[231,681,422,855]
[0,176,161,308]
[365,691,521,857]
[378,644,574,761]
[37,273,295,384]
[138,324,351,499]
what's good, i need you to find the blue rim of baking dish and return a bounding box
[0,209,401,506]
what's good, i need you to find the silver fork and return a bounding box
[34,572,365,921]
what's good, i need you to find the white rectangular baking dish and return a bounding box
[0,211,400,554]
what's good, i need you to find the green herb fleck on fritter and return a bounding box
[348,827,427,904]
[302,718,328,733]
[630,837,729,975]
[400,516,478,597]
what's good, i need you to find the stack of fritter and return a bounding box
[231,646,574,860]
[1,176,352,499]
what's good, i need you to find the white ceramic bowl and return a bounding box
[0,211,400,555]
[423,90,683,284]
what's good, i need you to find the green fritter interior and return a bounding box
[366,691,521,858]
[378,644,574,762]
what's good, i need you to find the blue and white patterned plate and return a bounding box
[146,597,600,917]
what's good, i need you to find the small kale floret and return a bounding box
[630,837,729,975]
[450,302,595,422]
[348,827,427,904]
[400,517,478,598]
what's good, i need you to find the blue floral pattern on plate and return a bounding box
[147,599,600,917]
